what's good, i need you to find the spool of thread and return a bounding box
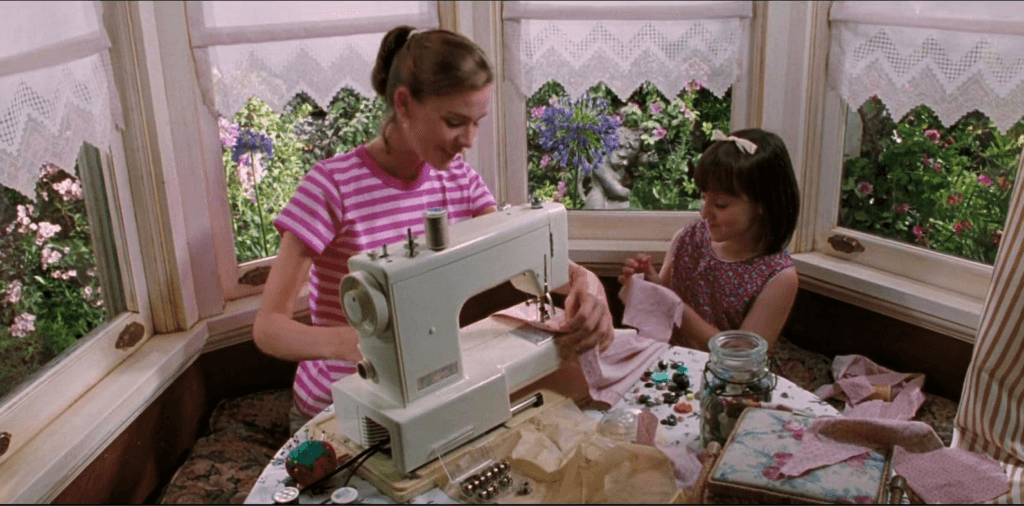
[423,207,449,250]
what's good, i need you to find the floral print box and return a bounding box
[706,408,891,504]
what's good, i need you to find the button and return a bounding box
[273,487,300,504]
[331,486,359,504]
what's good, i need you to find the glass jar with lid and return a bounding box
[699,330,776,447]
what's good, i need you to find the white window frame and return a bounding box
[483,1,765,277]
[774,0,992,343]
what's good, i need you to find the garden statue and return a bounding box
[581,127,656,210]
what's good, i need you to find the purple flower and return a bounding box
[218,117,239,148]
[652,126,667,140]
[9,313,36,338]
[924,129,941,143]
[856,181,874,197]
[978,174,993,186]
[649,102,663,114]
[232,129,274,163]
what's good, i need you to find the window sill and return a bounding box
[0,326,206,503]
[792,252,982,344]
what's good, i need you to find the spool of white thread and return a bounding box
[423,207,449,250]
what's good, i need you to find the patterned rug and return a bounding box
[157,338,959,504]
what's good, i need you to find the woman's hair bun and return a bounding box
[372,25,416,97]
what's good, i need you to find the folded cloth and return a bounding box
[619,273,684,341]
[492,301,669,408]
[779,417,1009,503]
[814,354,926,420]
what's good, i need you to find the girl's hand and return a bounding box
[618,253,659,286]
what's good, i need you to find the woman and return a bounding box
[253,26,614,431]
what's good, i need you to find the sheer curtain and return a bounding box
[829,2,1024,500]
[829,1,1024,132]
[0,1,122,199]
[186,1,438,118]
[502,1,752,100]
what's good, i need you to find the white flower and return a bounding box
[9,313,36,338]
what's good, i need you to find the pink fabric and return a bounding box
[813,354,926,421]
[276,146,496,417]
[892,446,1010,504]
[636,408,658,446]
[493,276,677,408]
[779,354,1009,503]
[619,273,683,341]
[667,220,794,333]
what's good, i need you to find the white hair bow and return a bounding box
[711,130,758,154]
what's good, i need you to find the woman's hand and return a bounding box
[556,263,614,360]
[618,253,659,286]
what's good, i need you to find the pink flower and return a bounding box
[912,225,926,239]
[9,313,36,338]
[762,466,783,481]
[649,102,663,114]
[41,246,63,268]
[686,80,704,93]
[894,203,910,214]
[218,117,239,148]
[856,181,874,197]
[530,106,546,119]
[652,126,667,140]
[34,222,61,246]
[556,180,567,199]
[772,452,793,466]
[844,452,868,468]
[954,220,973,234]
[540,153,551,168]
[924,129,941,143]
[978,174,993,186]
[53,178,83,201]
[947,193,963,206]
[782,420,805,440]
[2,281,22,305]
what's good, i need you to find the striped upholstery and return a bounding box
[953,162,1024,503]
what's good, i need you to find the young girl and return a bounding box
[619,128,800,351]
[254,26,614,431]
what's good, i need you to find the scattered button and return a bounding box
[673,401,694,414]
[331,487,359,504]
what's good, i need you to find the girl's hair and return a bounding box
[693,128,800,255]
[371,26,493,150]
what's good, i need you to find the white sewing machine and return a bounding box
[332,201,569,474]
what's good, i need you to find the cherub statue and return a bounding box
[581,127,657,210]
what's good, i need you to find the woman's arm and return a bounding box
[552,261,615,359]
[253,231,363,363]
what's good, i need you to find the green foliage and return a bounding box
[221,90,384,263]
[526,80,731,211]
[841,98,1024,264]
[0,164,106,399]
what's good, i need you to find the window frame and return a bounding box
[780,0,995,343]
[492,1,767,277]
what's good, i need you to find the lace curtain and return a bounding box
[502,1,752,100]
[186,1,438,118]
[829,1,1024,133]
[0,1,122,199]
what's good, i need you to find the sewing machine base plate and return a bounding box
[310,388,572,503]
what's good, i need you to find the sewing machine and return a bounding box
[332,201,569,474]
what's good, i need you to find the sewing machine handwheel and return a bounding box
[340,272,389,336]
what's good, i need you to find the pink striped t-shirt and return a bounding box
[273,145,497,417]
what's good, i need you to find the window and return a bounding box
[499,1,761,275]
[185,1,437,300]
[789,1,1024,341]
[0,2,158,498]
